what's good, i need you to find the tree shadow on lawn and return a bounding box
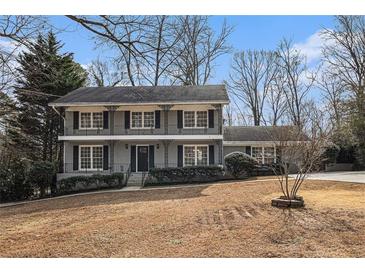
[0,185,211,216]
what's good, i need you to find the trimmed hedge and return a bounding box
[145,165,225,186]
[57,173,125,194]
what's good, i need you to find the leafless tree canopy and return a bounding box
[67,15,232,86]
[228,50,277,125]
[322,15,365,119]
[275,39,316,128]
[87,58,125,87]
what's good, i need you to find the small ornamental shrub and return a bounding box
[224,152,258,179]
[57,173,125,194]
[27,161,55,198]
[146,165,225,186]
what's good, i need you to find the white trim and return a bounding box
[49,100,229,107]
[183,144,209,167]
[251,146,276,164]
[136,144,149,172]
[59,135,223,141]
[223,141,278,146]
[183,110,208,129]
[79,111,103,130]
[130,111,155,129]
[79,145,104,171]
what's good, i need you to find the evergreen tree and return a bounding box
[9,32,86,164]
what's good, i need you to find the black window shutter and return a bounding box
[149,145,155,169]
[131,145,136,172]
[209,145,215,165]
[177,145,183,167]
[73,145,79,170]
[246,146,251,155]
[103,145,109,170]
[155,110,160,129]
[177,110,183,129]
[208,110,214,128]
[125,111,130,129]
[73,111,79,129]
[276,147,281,162]
[103,111,109,129]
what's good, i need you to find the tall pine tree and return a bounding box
[10,32,86,164]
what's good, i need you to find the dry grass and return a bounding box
[0,179,364,258]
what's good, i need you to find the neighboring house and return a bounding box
[50,85,228,180]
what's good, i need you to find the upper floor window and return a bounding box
[183,111,207,128]
[80,112,103,129]
[131,111,155,129]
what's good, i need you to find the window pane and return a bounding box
[264,147,275,165]
[92,146,103,169]
[184,111,195,127]
[196,111,207,127]
[132,112,142,128]
[80,147,91,169]
[252,147,263,163]
[80,113,91,128]
[92,112,103,128]
[196,146,208,166]
[144,112,155,128]
[184,146,195,166]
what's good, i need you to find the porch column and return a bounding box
[106,106,118,135]
[162,140,172,168]
[212,104,223,134]
[110,140,115,172]
[159,104,174,135]
[215,139,223,165]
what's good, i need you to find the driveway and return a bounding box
[303,171,365,183]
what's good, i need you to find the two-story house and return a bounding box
[50,85,229,180]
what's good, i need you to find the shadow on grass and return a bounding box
[0,185,211,216]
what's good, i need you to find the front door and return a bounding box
[137,145,149,172]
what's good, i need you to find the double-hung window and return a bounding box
[80,112,103,129]
[131,111,155,128]
[184,145,208,166]
[183,111,208,128]
[251,146,276,164]
[80,146,103,170]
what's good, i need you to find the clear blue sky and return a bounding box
[49,15,335,84]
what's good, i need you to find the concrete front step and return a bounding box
[127,173,145,186]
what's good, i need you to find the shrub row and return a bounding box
[57,173,125,194]
[145,165,225,186]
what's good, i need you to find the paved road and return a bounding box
[303,171,365,183]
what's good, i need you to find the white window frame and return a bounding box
[131,111,155,129]
[250,146,276,164]
[79,112,103,129]
[183,110,208,129]
[183,145,209,167]
[79,145,103,171]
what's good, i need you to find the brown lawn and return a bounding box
[0,179,364,258]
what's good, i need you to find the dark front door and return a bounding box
[137,146,149,172]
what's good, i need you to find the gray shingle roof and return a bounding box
[223,126,309,142]
[49,85,229,106]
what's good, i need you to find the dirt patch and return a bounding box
[0,179,364,257]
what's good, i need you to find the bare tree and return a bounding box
[87,58,125,87]
[321,16,365,166]
[228,50,277,125]
[264,69,287,126]
[316,71,347,129]
[270,123,329,207]
[275,39,316,128]
[168,16,233,85]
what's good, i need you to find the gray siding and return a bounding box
[223,146,249,157]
